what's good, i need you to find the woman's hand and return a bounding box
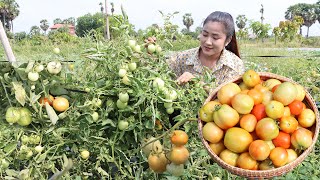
[177,72,195,85]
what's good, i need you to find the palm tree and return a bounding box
[53,18,62,25]
[182,13,193,32]
[99,2,104,13]
[260,4,264,24]
[110,2,114,15]
[40,19,49,35]
[236,15,247,30]
[29,25,40,36]
[0,0,19,32]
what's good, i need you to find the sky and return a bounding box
[14,0,320,37]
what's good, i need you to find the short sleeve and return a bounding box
[167,52,182,77]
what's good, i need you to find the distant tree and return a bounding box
[40,19,49,34]
[182,13,193,32]
[76,13,105,37]
[0,0,20,31]
[110,2,114,15]
[29,25,41,37]
[236,15,247,30]
[14,31,26,41]
[285,3,318,37]
[274,16,303,42]
[272,27,280,44]
[316,1,320,23]
[99,2,104,13]
[53,18,62,25]
[62,17,75,25]
[195,26,202,35]
[260,4,264,24]
[249,21,271,42]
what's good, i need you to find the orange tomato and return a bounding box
[242,70,261,87]
[237,152,257,170]
[148,152,168,173]
[169,146,189,165]
[240,114,257,132]
[217,83,241,105]
[209,141,225,156]
[202,122,224,143]
[249,140,270,161]
[288,100,304,115]
[52,97,69,112]
[251,104,267,121]
[279,116,298,134]
[269,147,288,167]
[298,109,316,128]
[247,89,263,105]
[170,130,188,146]
[272,131,291,149]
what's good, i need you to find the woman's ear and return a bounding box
[225,37,232,46]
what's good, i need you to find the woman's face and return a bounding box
[199,21,230,57]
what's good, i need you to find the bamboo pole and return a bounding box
[0,20,16,63]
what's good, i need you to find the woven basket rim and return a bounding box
[198,72,320,178]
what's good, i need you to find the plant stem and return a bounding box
[0,76,12,107]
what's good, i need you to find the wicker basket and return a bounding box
[198,72,320,178]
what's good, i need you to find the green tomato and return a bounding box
[30,135,41,144]
[5,107,21,124]
[155,45,162,53]
[147,44,156,53]
[34,145,44,153]
[118,69,127,78]
[166,107,174,114]
[119,92,129,103]
[17,108,32,126]
[116,99,128,109]
[84,88,91,92]
[91,112,99,121]
[122,75,131,85]
[128,62,137,71]
[128,40,136,49]
[106,99,115,108]
[1,159,9,169]
[166,89,178,101]
[153,77,165,90]
[166,163,184,176]
[28,71,39,82]
[92,98,102,107]
[164,102,173,108]
[80,150,90,159]
[34,64,44,72]
[47,61,62,75]
[134,45,141,53]
[21,135,29,144]
[118,120,129,130]
[53,47,60,54]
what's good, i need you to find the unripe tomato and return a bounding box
[0,159,9,169]
[286,149,298,163]
[147,44,156,53]
[169,146,189,165]
[142,137,163,157]
[18,108,32,126]
[265,100,284,119]
[259,159,274,170]
[231,93,254,114]
[153,77,165,90]
[128,62,137,71]
[53,47,60,54]
[52,97,69,112]
[291,128,313,150]
[5,107,21,124]
[263,78,281,90]
[34,145,44,153]
[134,45,141,53]
[91,112,99,121]
[34,64,44,72]
[199,100,221,122]
[128,40,136,49]
[119,92,129,103]
[118,120,129,130]
[47,61,62,74]
[118,69,127,78]
[155,45,162,53]
[209,141,225,156]
[224,127,253,153]
[170,130,188,146]
[80,150,90,159]
[116,99,128,109]
[166,107,174,114]
[122,75,130,85]
[273,82,298,106]
[213,104,239,130]
[294,84,306,101]
[166,163,184,176]
[28,71,39,81]
[219,149,239,167]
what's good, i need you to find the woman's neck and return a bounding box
[199,49,221,69]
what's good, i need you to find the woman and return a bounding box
[168,11,245,87]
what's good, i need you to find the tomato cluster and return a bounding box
[145,130,189,176]
[200,70,317,170]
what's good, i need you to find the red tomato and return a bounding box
[237,152,257,170]
[39,95,54,106]
[272,131,291,149]
[255,118,279,141]
[288,100,304,115]
[251,104,267,121]
[269,147,288,167]
[271,84,280,93]
[279,116,298,134]
[249,140,270,161]
[224,127,253,153]
[240,114,257,132]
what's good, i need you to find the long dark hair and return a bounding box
[203,11,240,58]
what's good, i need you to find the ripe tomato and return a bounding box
[169,146,189,165]
[298,108,316,128]
[219,149,239,167]
[291,128,313,150]
[272,131,291,149]
[224,127,253,153]
[148,152,168,173]
[269,147,288,167]
[251,104,267,121]
[263,78,281,91]
[242,70,261,87]
[202,122,224,143]
[39,95,54,106]
[213,104,239,130]
[217,83,241,105]
[236,152,257,170]
[286,149,298,164]
[254,83,269,94]
[171,130,188,146]
[239,114,257,132]
[294,84,306,101]
[52,97,69,112]
[273,82,298,106]
[283,106,291,117]
[255,118,279,140]
[247,89,263,105]
[288,100,304,115]
[249,140,270,161]
[199,101,221,122]
[209,141,225,156]
[265,100,284,119]
[279,116,298,134]
[231,94,254,114]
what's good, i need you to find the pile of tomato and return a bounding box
[199,70,317,170]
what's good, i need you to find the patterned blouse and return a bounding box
[167,47,245,87]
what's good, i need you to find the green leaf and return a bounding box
[12,81,26,106]
[36,153,47,163]
[4,142,17,154]
[115,148,130,164]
